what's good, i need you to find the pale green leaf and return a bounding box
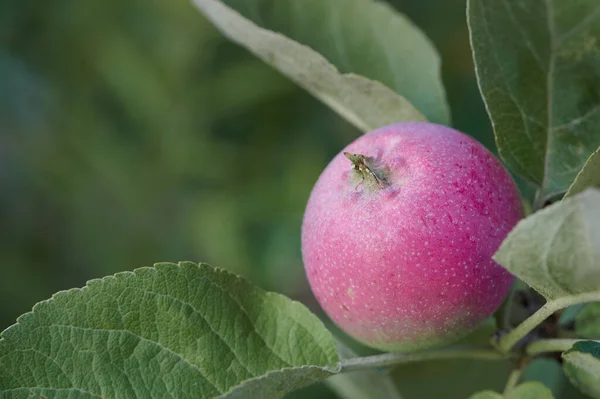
[577,303,600,339]
[191,0,447,132]
[468,0,600,199]
[566,147,600,198]
[562,340,600,398]
[0,262,340,399]
[469,382,554,399]
[325,342,403,399]
[494,189,600,300]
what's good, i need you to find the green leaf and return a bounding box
[192,0,449,131]
[562,341,600,398]
[566,147,600,198]
[494,188,600,301]
[468,0,600,199]
[325,342,403,399]
[468,382,554,399]
[577,303,600,339]
[0,262,340,399]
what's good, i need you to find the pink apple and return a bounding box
[301,122,522,352]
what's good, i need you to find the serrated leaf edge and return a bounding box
[0,262,342,399]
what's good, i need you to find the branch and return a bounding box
[496,291,600,353]
[339,345,508,372]
[526,339,599,356]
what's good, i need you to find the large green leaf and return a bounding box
[562,341,600,398]
[494,189,600,301]
[468,0,600,199]
[192,0,449,131]
[0,262,340,399]
[566,147,600,198]
[468,382,554,399]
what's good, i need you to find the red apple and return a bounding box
[301,122,522,351]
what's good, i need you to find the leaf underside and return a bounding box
[192,0,450,132]
[493,188,600,301]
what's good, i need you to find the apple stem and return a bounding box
[343,152,389,190]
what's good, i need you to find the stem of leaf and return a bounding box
[339,345,508,372]
[497,292,600,353]
[532,189,545,211]
[503,368,522,394]
[526,339,599,356]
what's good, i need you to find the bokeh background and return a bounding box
[0,0,533,397]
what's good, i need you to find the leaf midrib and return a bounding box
[475,1,542,183]
[33,324,224,395]
[542,0,556,199]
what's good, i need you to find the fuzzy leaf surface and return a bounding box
[192,0,450,131]
[494,189,600,300]
[0,262,340,399]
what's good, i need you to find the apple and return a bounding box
[301,122,523,352]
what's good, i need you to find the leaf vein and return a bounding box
[542,0,556,194]
[556,2,600,45]
[45,324,225,395]
[501,0,545,69]
[0,386,102,398]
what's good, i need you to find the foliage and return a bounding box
[0,262,340,398]
[468,0,600,203]
[2,0,600,398]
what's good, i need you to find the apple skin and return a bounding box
[301,122,523,352]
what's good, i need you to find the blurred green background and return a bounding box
[0,0,515,397]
